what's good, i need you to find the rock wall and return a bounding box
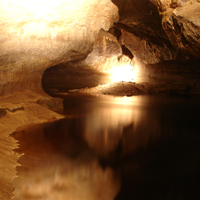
[150,0,200,59]
[0,0,119,96]
[111,0,183,64]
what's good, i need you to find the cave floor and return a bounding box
[0,92,64,200]
[66,81,200,97]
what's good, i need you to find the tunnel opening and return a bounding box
[42,61,111,95]
[42,28,138,97]
[42,57,200,98]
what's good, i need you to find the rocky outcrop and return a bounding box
[111,0,182,64]
[118,29,178,64]
[0,0,118,96]
[150,0,200,59]
[78,29,122,72]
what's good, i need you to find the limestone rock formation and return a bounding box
[0,0,119,96]
[118,29,177,64]
[150,0,200,59]
[111,0,181,64]
[79,29,123,72]
[1,0,200,97]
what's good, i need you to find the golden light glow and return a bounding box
[109,63,135,82]
[84,95,143,154]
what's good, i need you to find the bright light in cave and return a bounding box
[109,63,135,83]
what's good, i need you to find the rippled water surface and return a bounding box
[12,94,200,200]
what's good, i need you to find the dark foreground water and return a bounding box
[12,94,200,200]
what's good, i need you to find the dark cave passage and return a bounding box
[42,62,110,94]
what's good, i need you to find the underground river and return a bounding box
[12,94,200,200]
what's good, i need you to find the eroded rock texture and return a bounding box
[111,0,182,64]
[150,0,200,59]
[0,0,119,96]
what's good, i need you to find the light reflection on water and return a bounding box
[83,96,148,159]
[12,94,200,200]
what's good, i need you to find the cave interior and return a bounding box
[0,0,200,199]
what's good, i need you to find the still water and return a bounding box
[12,94,200,200]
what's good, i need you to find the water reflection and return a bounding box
[84,102,139,159]
[12,119,120,200]
[12,94,200,200]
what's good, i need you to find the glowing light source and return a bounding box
[109,62,135,82]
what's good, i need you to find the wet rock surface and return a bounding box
[0,92,64,199]
[69,81,200,97]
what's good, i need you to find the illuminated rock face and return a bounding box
[42,30,122,92]
[0,0,118,96]
[79,29,122,72]
[42,29,135,92]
